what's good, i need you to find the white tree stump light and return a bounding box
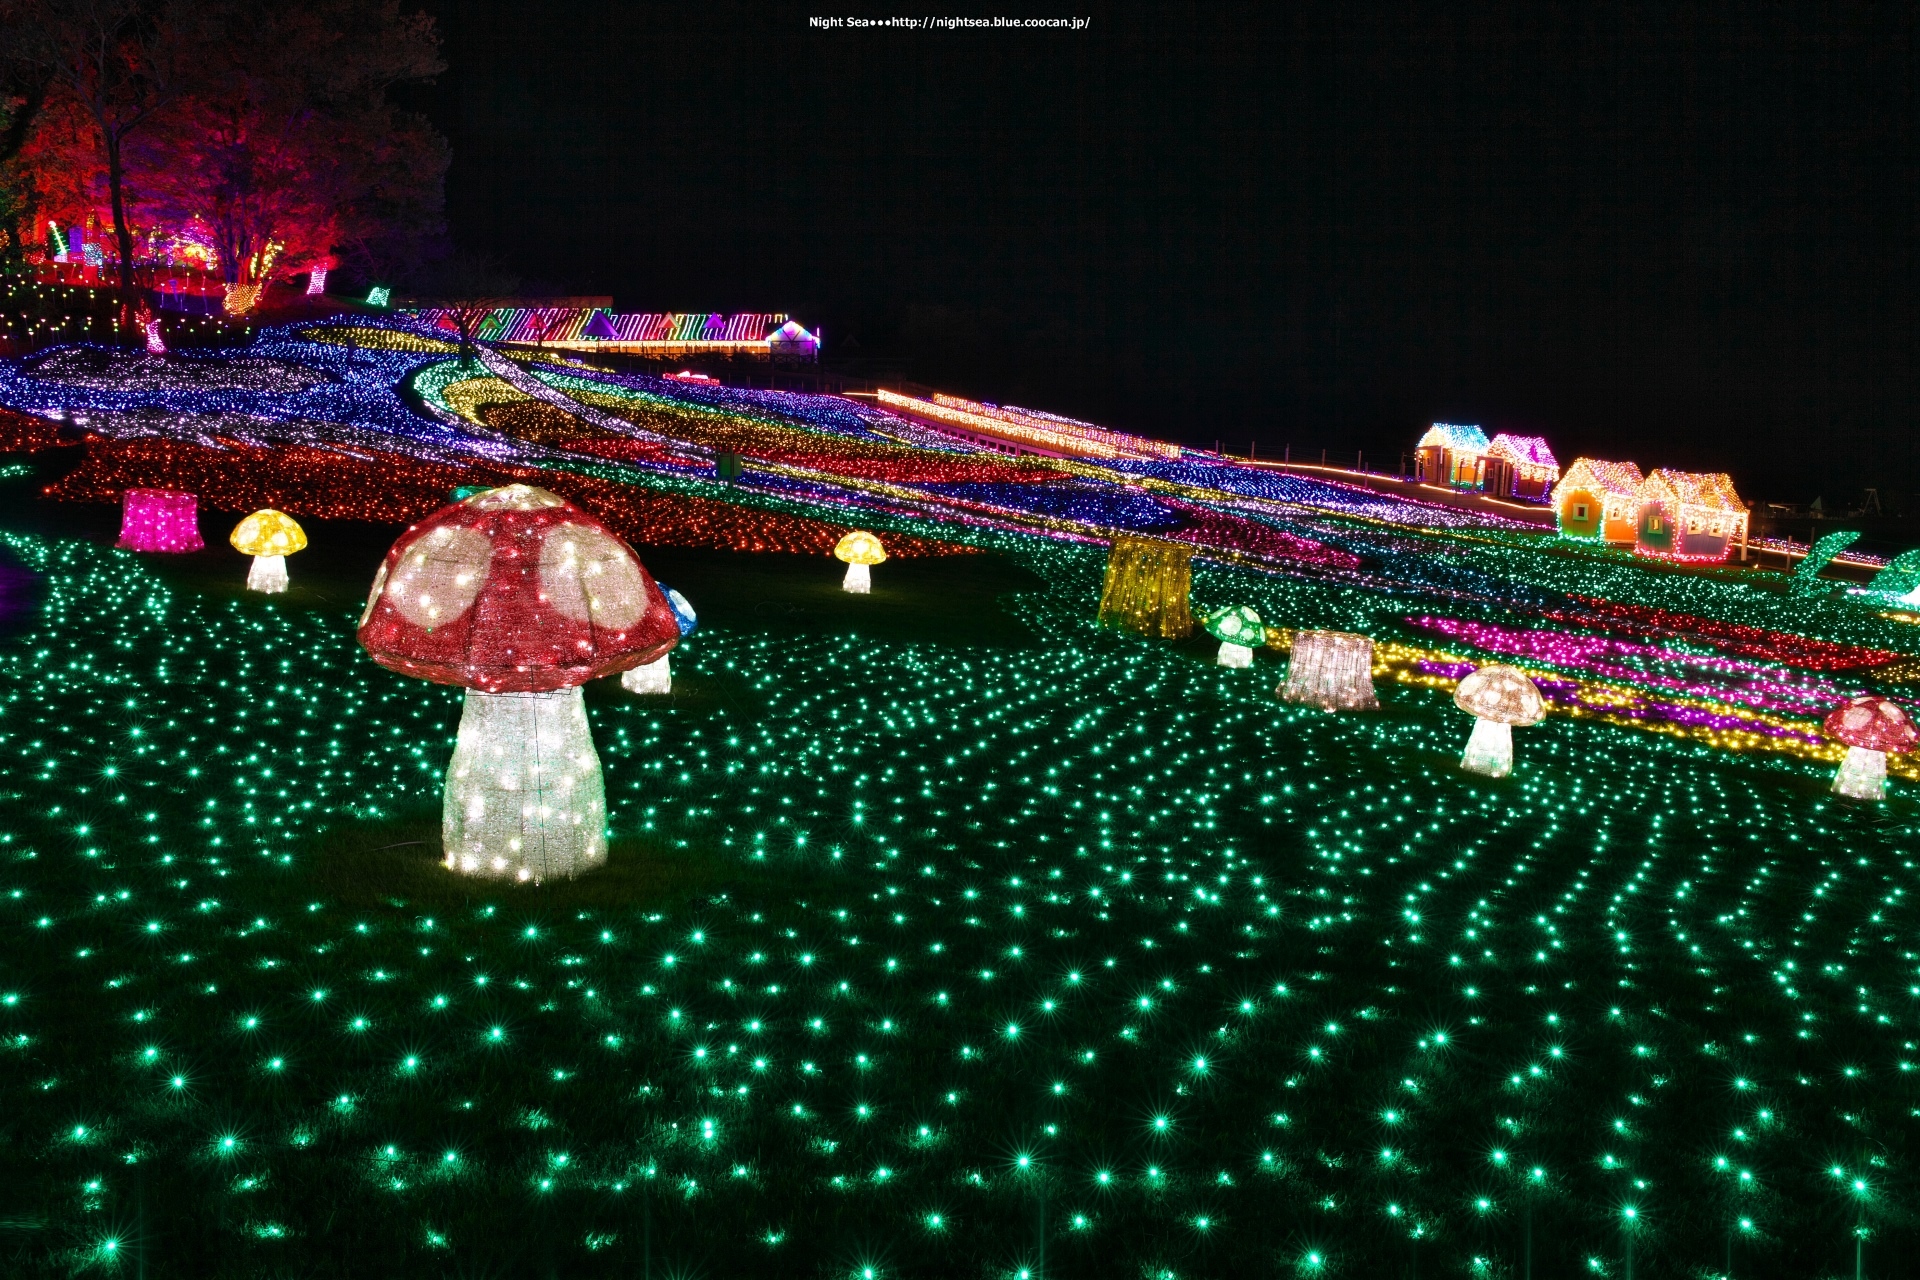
[1279,630,1379,710]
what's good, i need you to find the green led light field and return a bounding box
[1,515,1916,1279]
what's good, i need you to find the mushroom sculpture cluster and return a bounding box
[1824,696,1916,800]
[834,529,886,593]
[1201,604,1263,668]
[621,584,698,694]
[358,484,681,881]
[1454,663,1546,777]
[230,509,307,593]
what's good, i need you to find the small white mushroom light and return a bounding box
[835,529,886,593]
[1279,630,1379,710]
[1453,663,1546,777]
[622,585,697,694]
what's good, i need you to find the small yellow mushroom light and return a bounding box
[230,509,308,593]
[834,529,887,594]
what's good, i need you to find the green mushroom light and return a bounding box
[1201,604,1264,668]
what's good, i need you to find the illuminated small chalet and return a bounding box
[1552,458,1644,543]
[1413,423,1490,488]
[1483,433,1560,501]
[1634,468,1750,563]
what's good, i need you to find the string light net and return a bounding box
[1201,604,1263,667]
[223,283,263,316]
[834,529,887,593]
[1279,629,1379,710]
[115,488,204,552]
[229,509,307,594]
[1096,535,1194,640]
[358,483,679,880]
[1453,663,1546,777]
[1823,695,1916,800]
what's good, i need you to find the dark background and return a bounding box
[404,2,1917,507]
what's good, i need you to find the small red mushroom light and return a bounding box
[1823,695,1916,800]
[358,484,680,880]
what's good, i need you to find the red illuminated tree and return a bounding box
[0,5,56,265]
[12,0,194,310]
[130,0,447,293]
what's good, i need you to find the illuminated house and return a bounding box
[1483,434,1560,501]
[1633,468,1750,563]
[1552,457,1644,543]
[1413,423,1490,488]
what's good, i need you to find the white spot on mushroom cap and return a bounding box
[538,523,650,630]
[384,525,493,628]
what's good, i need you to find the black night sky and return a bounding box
[414,3,1916,507]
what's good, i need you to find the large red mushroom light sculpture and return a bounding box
[358,484,681,880]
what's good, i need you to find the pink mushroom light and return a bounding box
[358,484,681,881]
[1823,695,1917,800]
[116,489,204,552]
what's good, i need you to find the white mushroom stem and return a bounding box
[842,562,871,594]
[1216,641,1254,668]
[442,687,607,882]
[246,554,288,594]
[1460,717,1514,777]
[1833,745,1888,801]
[621,655,671,694]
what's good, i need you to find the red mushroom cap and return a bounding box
[1823,695,1919,753]
[358,484,680,693]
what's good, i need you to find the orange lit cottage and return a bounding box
[1483,434,1560,501]
[1413,423,1490,487]
[1633,469,1750,563]
[1551,458,1644,543]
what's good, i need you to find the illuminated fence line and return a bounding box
[877,389,1179,461]
[929,392,1182,459]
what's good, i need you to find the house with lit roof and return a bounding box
[1413,423,1491,489]
[1483,434,1560,501]
[1552,457,1644,543]
[1633,468,1750,563]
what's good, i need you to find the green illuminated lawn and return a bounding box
[1,480,1917,1279]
